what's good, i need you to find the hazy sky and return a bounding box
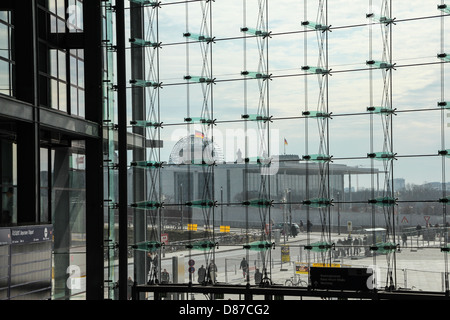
[125,0,449,186]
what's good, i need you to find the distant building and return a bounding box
[393,178,406,191]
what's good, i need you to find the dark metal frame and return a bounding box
[83,0,105,300]
[132,283,450,301]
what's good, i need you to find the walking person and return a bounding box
[353,237,360,255]
[161,269,170,284]
[240,257,249,279]
[207,262,217,284]
[198,265,206,284]
[254,268,262,286]
[402,233,408,247]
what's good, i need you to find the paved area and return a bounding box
[150,230,450,300]
[61,230,450,300]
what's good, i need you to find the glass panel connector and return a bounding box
[438,4,450,14]
[129,38,161,48]
[301,65,331,75]
[302,198,333,208]
[368,196,397,206]
[184,75,215,84]
[130,201,163,209]
[370,242,398,253]
[242,198,273,208]
[241,71,271,80]
[367,106,397,115]
[240,27,271,38]
[367,152,397,160]
[184,117,216,125]
[244,156,272,165]
[304,241,333,252]
[243,241,274,251]
[186,240,217,251]
[366,60,395,69]
[185,200,216,208]
[130,160,164,168]
[302,154,332,162]
[241,114,273,122]
[301,21,330,32]
[183,32,214,43]
[302,110,332,118]
[130,120,162,128]
[129,79,162,88]
[131,241,163,252]
[366,13,395,25]
[438,53,450,62]
[438,101,449,108]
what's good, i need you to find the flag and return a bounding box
[195,130,205,139]
[284,138,288,145]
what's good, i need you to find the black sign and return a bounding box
[310,267,373,291]
[10,225,53,244]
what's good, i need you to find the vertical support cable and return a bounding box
[366,0,396,290]
[302,0,332,268]
[102,0,118,299]
[183,0,216,287]
[127,1,162,288]
[439,0,449,295]
[303,0,311,283]
[241,0,272,286]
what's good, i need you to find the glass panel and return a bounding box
[0,23,9,59]
[56,0,65,19]
[48,0,56,14]
[77,59,84,88]
[57,17,66,33]
[78,89,85,117]
[58,50,66,81]
[68,0,83,32]
[40,148,49,222]
[0,11,10,22]
[70,85,78,115]
[50,50,58,78]
[59,81,67,112]
[70,55,77,85]
[50,78,58,108]
[0,59,10,95]
[50,15,57,33]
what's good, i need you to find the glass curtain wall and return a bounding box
[120,0,450,299]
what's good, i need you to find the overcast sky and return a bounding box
[125,0,449,186]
